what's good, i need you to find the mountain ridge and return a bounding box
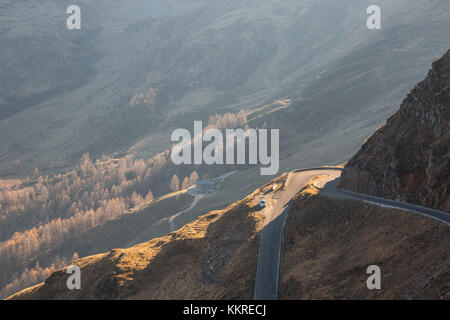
[339,49,450,211]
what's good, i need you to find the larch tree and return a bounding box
[189,171,199,186]
[181,177,190,190]
[169,175,180,192]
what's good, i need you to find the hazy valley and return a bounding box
[0,1,449,299]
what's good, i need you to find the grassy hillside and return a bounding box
[1,0,449,176]
[280,188,450,299]
[8,175,289,299]
[9,173,449,300]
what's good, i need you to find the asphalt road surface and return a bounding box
[322,179,450,225]
[253,168,341,300]
[253,168,449,300]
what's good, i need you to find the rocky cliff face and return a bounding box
[339,49,450,212]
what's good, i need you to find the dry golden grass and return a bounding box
[10,170,448,300]
[296,175,330,197]
[279,193,450,300]
[9,175,287,300]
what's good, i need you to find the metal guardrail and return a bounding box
[292,166,343,173]
[284,166,343,188]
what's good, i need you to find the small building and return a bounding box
[187,180,217,195]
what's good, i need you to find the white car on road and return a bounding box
[260,197,267,208]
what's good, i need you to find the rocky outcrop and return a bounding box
[339,49,450,211]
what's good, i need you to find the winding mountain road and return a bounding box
[321,179,450,225]
[254,168,450,300]
[253,168,341,300]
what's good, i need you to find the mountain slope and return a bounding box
[339,49,450,211]
[9,173,449,300]
[1,0,450,176]
[8,175,287,299]
[280,190,450,300]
